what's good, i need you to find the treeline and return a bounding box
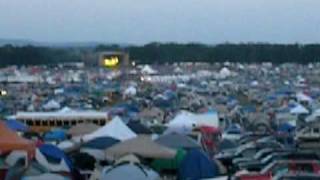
[0,45,80,67]
[103,43,320,64]
[1,43,320,66]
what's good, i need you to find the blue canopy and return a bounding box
[44,129,66,141]
[39,144,73,170]
[83,137,120,149]
[178,150,218,180]
[5,119,28,132]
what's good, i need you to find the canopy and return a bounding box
[83,137,120,150]
[67,123,100,137]
[105,135,176,160]
[100,163,160,180]
[151,149,186,171]
[84,116,137,142]
[178,149,218,180]
[155,133,200,150]
[0,122,35,158]
[5,119,29,132]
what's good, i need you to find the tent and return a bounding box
[178,150,218,180]
[67,123,100,137]
[127,121,153,134]
[151,149,186,171]
[124,86,137,96]
[105,135,176,160]
[278,122,295,134]
[37,144,73,172]
[290,104,309,114]
[155,133,200,150]
[83,116,137,142]
[43,100,61,110]
[0,122,35,158]
[100,163,160,180]
[141,65,158,75]
[5,119,29,132]
[83,137,120,149]
[44,129,67,142]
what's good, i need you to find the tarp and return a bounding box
[155,133,200,150]
[0,122,35,158]
[83,137,120,150]
[67,123,100,137]
[178,150,218,180]
[100,163,160,180]
[105,135,176,160]
[151,149,186,171]
[84,116,137,142]
[38,144,73,170]
[127,121,153,134]
[5,119,29,132]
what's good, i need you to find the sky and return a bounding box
[0,0,320,44]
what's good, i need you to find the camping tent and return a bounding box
[0,122,35,158]
[105,135,176,160]
[155,133,200,150]
[127,121,153,134]
[151,149,186,171]
[290,104,309,114]
[44,129,67,142]
[36,144,72,172]
[83,116,137,142]
[100,163,160,180]
[178,149,218,180]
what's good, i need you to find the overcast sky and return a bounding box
[0,0,320,44]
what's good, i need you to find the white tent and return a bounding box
[124,86,137,96]
[296,92,313,103]
[290,104,309,114]
[166,111,219,134]
[83,116,137,142]
[306,109,320,122]
[43,100,61,110]
[141,65,157,75]
[219,67,232,78]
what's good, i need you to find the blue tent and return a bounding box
[225,123,242,134]
[44,129,66,141]
[278,123,295,134]
[5,119,29,132]
[39,144,73,170]
[83,137,120,149]
[178,150,218,180]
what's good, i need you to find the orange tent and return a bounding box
[0,122,35,158]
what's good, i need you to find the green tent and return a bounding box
[151,149,186,172]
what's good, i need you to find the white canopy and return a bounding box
[83,116,137,142]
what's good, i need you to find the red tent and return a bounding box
[0,122,35,158]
